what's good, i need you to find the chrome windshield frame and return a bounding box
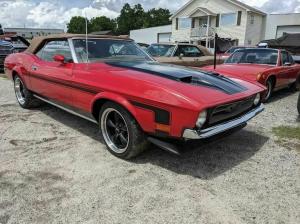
[68,37,154,64]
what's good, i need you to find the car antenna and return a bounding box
[85,12,89,63]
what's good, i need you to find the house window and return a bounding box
[178,18,191,29]
[247,40,252,45]
[250,15,255,24]
[220,13,237,26]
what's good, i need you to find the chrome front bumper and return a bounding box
[182,104,264,140]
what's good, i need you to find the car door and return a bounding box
[287,52,299,84]
[29,40,74,107]
[277,51,294,87]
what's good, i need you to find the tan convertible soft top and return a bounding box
[26,33,131,54]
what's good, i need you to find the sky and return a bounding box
[0,0,300,29]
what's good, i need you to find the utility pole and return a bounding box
[0,24,3,35]
[214,33,218,70]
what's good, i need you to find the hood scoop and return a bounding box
[178,75,193,83]
[106,61,247,95]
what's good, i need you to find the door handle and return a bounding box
[31,65,38,71]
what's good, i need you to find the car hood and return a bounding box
[107,61,247,94]
[202,64,274,81]
[103,61,264,110]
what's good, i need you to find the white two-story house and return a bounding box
[170,0,266,47]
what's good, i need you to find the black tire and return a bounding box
[290,76,300,92]
[14,75,40,108]
[99,102,148,159]
[297,93,300,115]
[264,78,274,102]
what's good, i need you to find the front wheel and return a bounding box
[99,102,148,159]
[264,79,274,102]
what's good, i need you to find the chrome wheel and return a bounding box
[14,77,26,105]
[101,108,129,153]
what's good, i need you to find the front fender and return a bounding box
[90,92,169,134]
[91,92,137,117]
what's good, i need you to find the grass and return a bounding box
[272,126,300,153]
[272,126,300,140]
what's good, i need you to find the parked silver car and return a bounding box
[146,43,223,67]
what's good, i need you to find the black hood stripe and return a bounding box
[106,61,247,95]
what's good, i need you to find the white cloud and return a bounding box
[26,2,118,29]
[0,1,35,27]
[1,0,119,29]
[1,0,300,29]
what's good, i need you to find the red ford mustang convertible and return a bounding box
[4,34,265,159]
[203,48,300,101]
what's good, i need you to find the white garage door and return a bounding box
[158,33,171,43]
[276,25,300,38]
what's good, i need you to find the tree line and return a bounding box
[67,3,171,35]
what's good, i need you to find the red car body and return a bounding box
[203,48,300,100]
[4,34,265,158]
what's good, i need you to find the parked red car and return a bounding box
[203,48,300,101]
[4,34,265,159]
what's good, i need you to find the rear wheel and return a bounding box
[99,102,148,159]
[264,78,274,102]
[14,75,40,108]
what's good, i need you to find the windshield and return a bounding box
[225,49,278,65]
[147,44,175,57]
[72,39,152,63]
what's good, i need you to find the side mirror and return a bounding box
[53,54,65,63]
[284,62,292,66]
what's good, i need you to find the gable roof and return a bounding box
[188,7,217,17]
[170,0,266,19]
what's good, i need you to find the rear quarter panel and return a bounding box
[4,52,35,88]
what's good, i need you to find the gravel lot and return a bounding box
[0,75,299,224]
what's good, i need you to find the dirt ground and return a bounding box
[0,75,299,224]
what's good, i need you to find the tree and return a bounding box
[116,3,145,35]
[144,8,172,28]
[116,4,172,35]
[67,16,89,34]
[66,4,172,35]
[90,16,116,32]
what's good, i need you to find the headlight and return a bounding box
[253,93,261,106]
[196,110,207,128]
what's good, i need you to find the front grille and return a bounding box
[207,96,256,126]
